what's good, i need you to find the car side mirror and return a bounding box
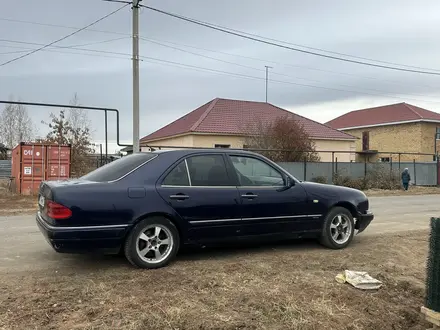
[277,176,294,192]
[286,176,295,188]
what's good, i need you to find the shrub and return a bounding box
[311,176,328,184]
[332,164,401,190]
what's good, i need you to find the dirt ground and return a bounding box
[364,186,440,197]
[0,230,432,330]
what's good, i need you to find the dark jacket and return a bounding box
[401,170,411,184]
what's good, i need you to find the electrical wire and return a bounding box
[2,13,436,72]
[0,17,130,37]
[138,56,440,105]
[0,4,129,67]
[2,37,440,104]
[139,37,440,90]
[140,5,440,76]
[0,37,129,51]
[2,15,440,89]
[0,44,130,60]
[140,37,440,100]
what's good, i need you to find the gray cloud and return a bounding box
[1,0,440,151]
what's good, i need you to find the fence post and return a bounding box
[303,158,307,181]
[437,155,439,187]
[398,153,401,171]
[364,157,367,180]
[413,159,417,186]
[331,152,335,177]
[390,157,393,180]
[335,157,338,174]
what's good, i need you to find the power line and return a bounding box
[0,36,128,51]
[0,17,130,37]
[3,15,440,89]
[138,36,440,91]
[138,56,440,105]
[2,13,437,73]
[139,37,440,100]
[145,15,437,73]
[140,5,440,76]
[0,43,130,60]
[2,37,440,104]
[0,4,129,67]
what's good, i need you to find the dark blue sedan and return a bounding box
[36,149,374,269]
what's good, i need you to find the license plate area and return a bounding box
[38,195,45,208]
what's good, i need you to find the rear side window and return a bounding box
[162,161,189,186]
[81,153,157,182]
[186,155,231,186]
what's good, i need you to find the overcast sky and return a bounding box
[1,0,440,152]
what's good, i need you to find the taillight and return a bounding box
[46,201,72,219]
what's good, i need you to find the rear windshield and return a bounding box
[81,153,157,182]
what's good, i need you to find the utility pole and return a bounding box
[265,66,272,103]
[132,0,141,153]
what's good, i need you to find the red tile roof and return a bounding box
[326,102,440,130]
[141,98,356,142]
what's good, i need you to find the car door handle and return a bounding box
[169,194,189,200]
[241,193,258,199]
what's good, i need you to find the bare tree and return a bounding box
[66,93,91,135]
[43,94,94,177]
[0,97,35,148]
[244,115,320,162]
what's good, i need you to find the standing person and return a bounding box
[401,168,411,191]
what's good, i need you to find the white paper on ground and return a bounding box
[335,270,382,290]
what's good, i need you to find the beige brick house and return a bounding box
[326,103,440,162]
[140,98,357,162]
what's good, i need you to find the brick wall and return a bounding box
[344,122,433,161]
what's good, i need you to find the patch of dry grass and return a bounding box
[365,186,440,197]
[0,231,431,330]
[0,181,37,216]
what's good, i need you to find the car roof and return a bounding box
[149,148,259,156]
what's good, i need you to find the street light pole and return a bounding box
[132,0,141,153]
[265,65,272,103]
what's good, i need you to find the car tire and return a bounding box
[124,216,180,269]
[319,207,355,249]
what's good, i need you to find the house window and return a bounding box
[214,144,230,148]
[380,157,390,163]
[436,127,440,139]
[362,131,370,151]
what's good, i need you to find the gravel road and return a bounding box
[0,194,438,274]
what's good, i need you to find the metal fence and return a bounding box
[278,161,438,186]
[1,148,438,186]
[0,160,11,179]
[145,146,439,187]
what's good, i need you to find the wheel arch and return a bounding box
[124,212,184,245]
[331,201,357,219]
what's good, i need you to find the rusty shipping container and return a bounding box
[11,142,71,195]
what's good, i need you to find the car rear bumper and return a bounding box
[355,211,374,233]
[36,212,129,254]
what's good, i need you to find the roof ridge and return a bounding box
[268,103,357,139]
[349,102,405,114]
[402,103,423,119]
[190,98,219,131]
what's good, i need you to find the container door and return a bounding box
[20,144,45,195]
[46,145,70,181]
